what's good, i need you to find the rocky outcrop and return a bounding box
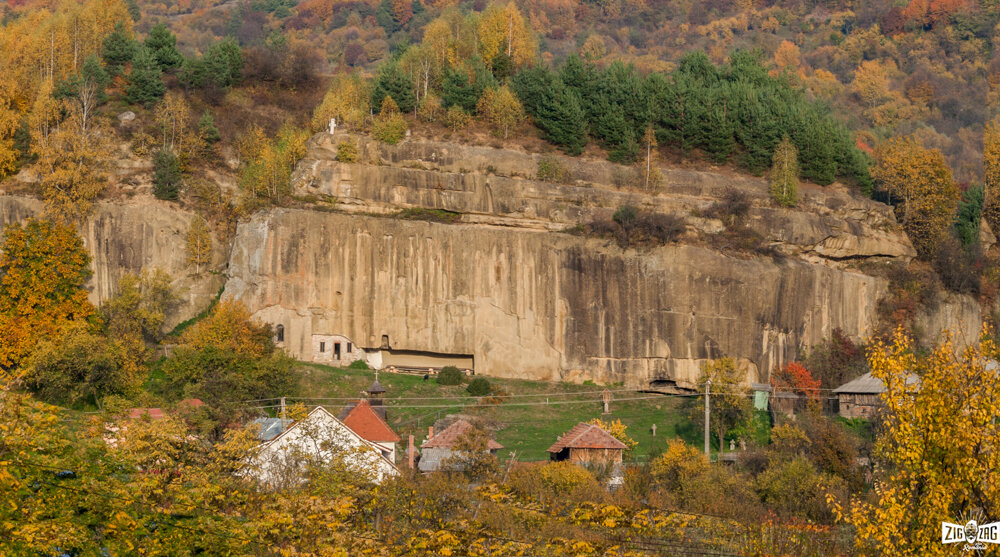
[294,134,916,263]
[224,209,889,388]
[0,195,227,331]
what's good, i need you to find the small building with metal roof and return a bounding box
[418,419,503,472]
[833,371,920,419]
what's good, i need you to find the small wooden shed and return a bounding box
[547,422,627,464]
[833,371,919,419]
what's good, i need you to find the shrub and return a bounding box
[418,94,443,123]
[336,140,358,163]
[755,456,837,521]
[153,148,181,200]
[347,359,369,370]
[932,234,981,295]
[466,377,490,396]
[443,105,470,131]
[637,212,685,243]
[437,366,463,385]
[372,97,407,144]
[536,156,570,183]
[706,187,752,225]
[651,438,707,492]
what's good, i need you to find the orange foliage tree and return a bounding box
[872,136,959,258]
[0,219,94,370]
[771,361,821,402]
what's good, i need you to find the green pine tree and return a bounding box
[102,22,138,77]
[144,23,183,71]
[442,59,496,113]
[153,148,181,200]
[198,112,220,143]
[511,66,587,155]
[127,46,165,107]
[371,63,416,113]
[769,136,799,207]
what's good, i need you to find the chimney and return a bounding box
[408,435,415,469]
[428,426,434,439]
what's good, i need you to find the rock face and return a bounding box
[294,134,916,263]
[225,209,888,388]
[0,195,227,331]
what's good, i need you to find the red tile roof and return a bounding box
[127,408,166,420]
[341,400,400,443]
[546,422,627,453]
[422,419,503,450]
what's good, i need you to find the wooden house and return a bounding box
[547,422,627,464]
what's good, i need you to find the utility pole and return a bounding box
[704,379,711,458]
[280,396,287,423]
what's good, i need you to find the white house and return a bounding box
[247,406,399,487]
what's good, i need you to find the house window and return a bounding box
[381,335,390,349]
[347,342,352,353]
[275,324,284,342]
[320,342,326,353]
[334,343,341,360]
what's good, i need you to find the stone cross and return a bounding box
[602,389,612,414]
[729,439,736,451]
[328,118,337,135]
[650,424,657,437]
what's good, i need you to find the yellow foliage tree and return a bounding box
[476,85,525,139]
[773,40,800,71]
[0,219,94,370]
[35,108,113,222]
[0,84,20,178]
[983,117,1000,231]
[833,329,1000,556]
[871,136,959,257]
[186,215,213,276]
[477,2,538,72]
[587,417,638,459]
[180,300,273,358]
[650,438,708,492]
[311,72,370,132]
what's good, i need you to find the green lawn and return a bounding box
[291,363,700,462]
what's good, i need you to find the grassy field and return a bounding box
[289,363,703,462]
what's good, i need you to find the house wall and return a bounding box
[837,393,880,419]
[249,408,397,485]
[418,447,453,472]
[568,447,623,464]
[310,334,363,364]
[374,441,396,463]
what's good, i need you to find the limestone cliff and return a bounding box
[0,195,228,331]
[225,208,891,388]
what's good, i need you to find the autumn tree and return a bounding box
[100,269,176,345]
[0,85,21,177]
[771,361,821,405]
[477,2,538,75]
[476,85,524,139]
[773,40,800,72]
[768,136,799,206]
[372,96,408,144]
[186,216,213,275]
[0,219,94,370]
[833,329,1000,555]
[587,417,638,459]
[872,135,959,257]
[311,72,370,132]
[238,122,309,204]
[53,54,109,132]
[691,357,753,453]
[983,117,1000,232]
[35,108,113,222]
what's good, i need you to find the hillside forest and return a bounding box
[2,0,1000,554]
